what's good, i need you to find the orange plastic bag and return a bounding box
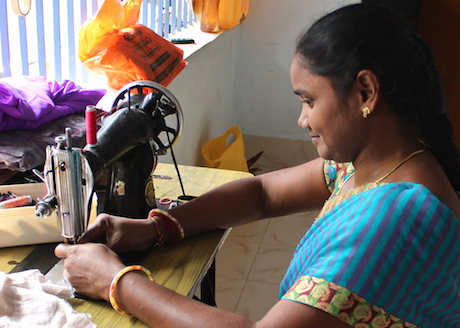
[78,0,187,89]
[202,125,249,172]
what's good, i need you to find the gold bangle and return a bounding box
[151,217,165,247]
[109,265,154,316]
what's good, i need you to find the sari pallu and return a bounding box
[280,182,460,328]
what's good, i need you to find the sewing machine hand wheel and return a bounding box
[111,81,183,155]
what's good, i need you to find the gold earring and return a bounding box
[362,107,371,118]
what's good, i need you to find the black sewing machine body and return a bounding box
[35,81,183,244]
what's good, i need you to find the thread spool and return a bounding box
[86,105,97,146]
[0,195,32,209]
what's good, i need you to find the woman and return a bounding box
[55,4,460,327]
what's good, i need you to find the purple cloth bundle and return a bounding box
[0,76,106,132]
[0,112,94,173]
[0,76,106,175]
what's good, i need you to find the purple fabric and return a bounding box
[0,112,93,172]
[0,76,106,132]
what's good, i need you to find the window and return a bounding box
[0,0,196,84]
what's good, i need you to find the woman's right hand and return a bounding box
[79,213,157,253]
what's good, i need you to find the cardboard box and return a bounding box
[0,183,97,248]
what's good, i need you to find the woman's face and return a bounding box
[290,55,364,162]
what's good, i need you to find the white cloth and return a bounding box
[0,269,96,328]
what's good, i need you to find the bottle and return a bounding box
[218,0,249,30]
[200,0,220,33]
[193,0,203,21]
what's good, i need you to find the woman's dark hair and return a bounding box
[296,3,460,192]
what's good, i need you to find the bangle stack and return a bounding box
[148,209,185,246]
[109,265,154,316]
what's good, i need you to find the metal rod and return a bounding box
[167,132,186,196]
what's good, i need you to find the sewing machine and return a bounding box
[34,81,183,245]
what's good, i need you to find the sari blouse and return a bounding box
[280,161,460,328]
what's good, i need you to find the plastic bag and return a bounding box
[202,125,249,172]
[78,0,187,89]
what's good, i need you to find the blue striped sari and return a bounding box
[280,164,460,327]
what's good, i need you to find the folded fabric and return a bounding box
[0,113,90,172]
[0,76,106,132]
[0,269,96,328]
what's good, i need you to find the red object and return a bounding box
[86,105,97,146]
[247,151,263,169]
[0,195,32,209]
[159,197,172,205]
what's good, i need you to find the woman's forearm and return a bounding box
[169,177,265,237]
[114,272,256,328]
[169,158,329,238]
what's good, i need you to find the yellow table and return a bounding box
[0,164,252,327]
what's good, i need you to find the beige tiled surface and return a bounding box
[211,135,320,322]
[214,211,319,321]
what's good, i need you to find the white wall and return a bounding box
[163,0,358,166]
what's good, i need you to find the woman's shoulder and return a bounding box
[320,180,457,224]
[387,150,460,220]
[359,182,460,230]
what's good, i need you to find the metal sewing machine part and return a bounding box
[35,81,183,244]
[34,129,94,244]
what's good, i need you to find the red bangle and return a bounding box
[151,217,165,247]
[148,209,185,242]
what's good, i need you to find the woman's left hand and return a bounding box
[54,243,125,301]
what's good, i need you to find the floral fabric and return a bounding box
[284,276,419,328]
